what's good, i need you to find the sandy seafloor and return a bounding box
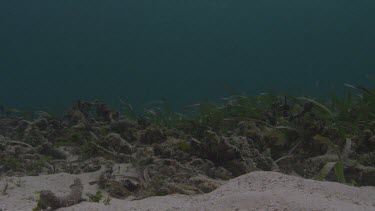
[1,171,375,211]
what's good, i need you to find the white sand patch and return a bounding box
[1,171,375,211]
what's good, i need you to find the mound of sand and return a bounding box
[1,171,375,211]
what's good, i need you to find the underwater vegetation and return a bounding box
[1,82,375,206]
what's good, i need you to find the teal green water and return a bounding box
[1,1,374,112]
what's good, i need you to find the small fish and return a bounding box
[183,103,201,109]
[144,109,157,116]
[344,83,358,90]
[345,83,375,96]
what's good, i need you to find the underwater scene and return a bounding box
[1,1,375,210]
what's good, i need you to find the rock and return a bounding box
[14,120,31,137]
[139,127,166,145]
[105,133,132,154]
[107,180,131,198]
[188,175,222,193]
[39,178,83,210]
[65,109,87,126]
[37,142,67,159]
[110,119,138,132]
[22,126,47,146]
[342,160,375,186]
[154,138,191,160]
[131,147,155,166]
[356,129,375,152]
[224,160,257,177]
[196,131,241,163]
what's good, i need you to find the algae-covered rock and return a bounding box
[188,131,274,176]
[105,133,133,154]
[229,136,274,171]
[188,175,222,193]
[110,119,138,131]
[110,120,138,143]
[131,147,155,166]
[39,178,84,210]
[133,159,222,197]
[14,120,32,140]
[356,129,375,152]
[343,161,375,186]
[195,130,241,163]
[139,127,167,144]
[22,126,48,147]
[153,138,191,160]
[107,180,132,198]
[223,160,257,177]
[36,142,67,159]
